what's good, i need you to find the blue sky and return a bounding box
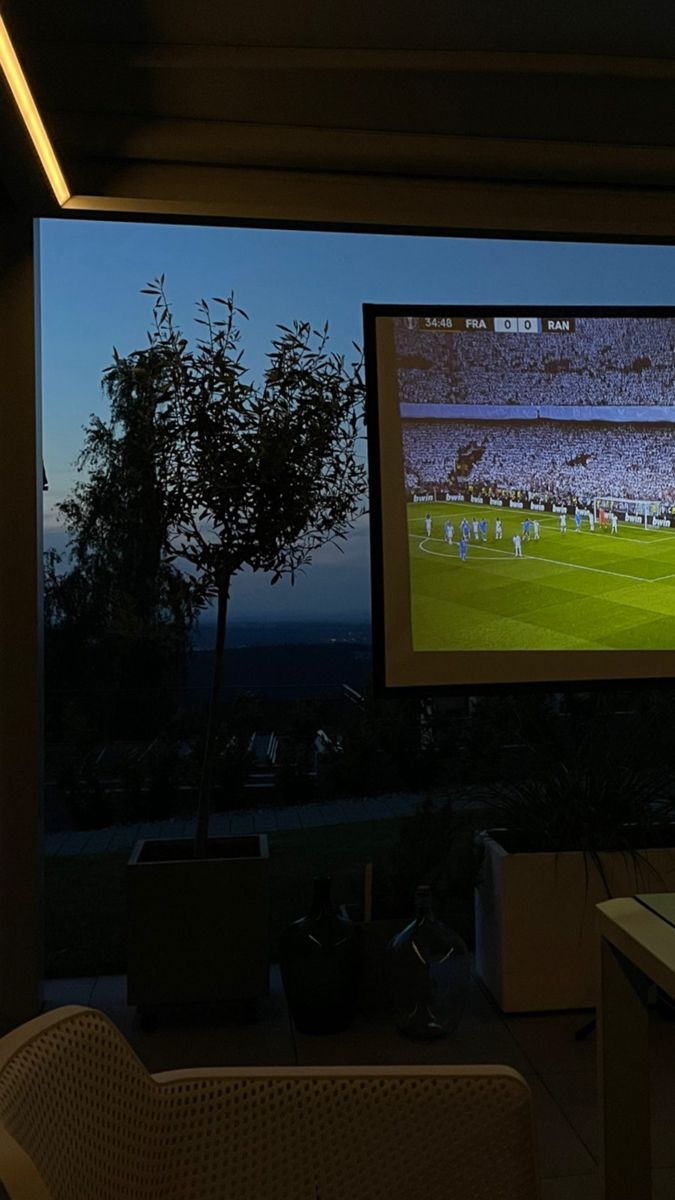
[38,220,675,622]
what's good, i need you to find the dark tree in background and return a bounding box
[45,341,196,739]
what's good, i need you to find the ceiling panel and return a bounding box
[48,113,675,188]
[6,0,675,58]
[4,0,675,233]
[32,70,675,148]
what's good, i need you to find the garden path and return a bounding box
[44,793,426,856]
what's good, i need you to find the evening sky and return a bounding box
[39,220,675,621]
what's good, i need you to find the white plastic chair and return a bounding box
[0,1006,540,1199]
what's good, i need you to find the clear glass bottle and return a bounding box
[280,876,362,1034]
[388,884,469,1040]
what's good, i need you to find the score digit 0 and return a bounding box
[494,316,541,333]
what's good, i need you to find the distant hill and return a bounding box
[192,619,371,650]
[184,640,372,701]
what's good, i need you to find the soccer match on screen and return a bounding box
[398,313,675,653]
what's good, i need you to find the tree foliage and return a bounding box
[48,278,368,847]
[45,340,196,738]
[59,344,192,628]
[137,279,367,592]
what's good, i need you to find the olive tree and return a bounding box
[141,279,367,854]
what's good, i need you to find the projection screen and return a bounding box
[364,305,675,690]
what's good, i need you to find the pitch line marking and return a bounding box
[535,520,673,545]
[411,534,655,584]
[411,514,674,546]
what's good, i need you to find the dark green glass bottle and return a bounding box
[280,877,362,1034]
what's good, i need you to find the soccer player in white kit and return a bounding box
[444,520,454,545]
[533,519,540,540]
[513,533,523,557]
[495,518,503,540]
[560,513,567,534]
[472,518,479,540]
[425,513,432,537]
[589,511,595,532]
[610,512,618,534]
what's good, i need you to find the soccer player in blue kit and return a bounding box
[575,510,582,533]
[459,535,468,562]
[479,517,488,542]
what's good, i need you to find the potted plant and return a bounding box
[473,697,675,1012]
[117,280,367,1017]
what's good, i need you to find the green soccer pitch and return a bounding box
[408,501,675,651]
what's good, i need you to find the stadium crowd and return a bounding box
[396,317,675,407]
[403,418,675,507]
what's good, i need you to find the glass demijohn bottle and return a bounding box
[388,884,469,1040]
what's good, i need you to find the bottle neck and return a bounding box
[414,887,434,923]
[310,877,335,920]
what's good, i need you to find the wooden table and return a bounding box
[597,894,675,1200]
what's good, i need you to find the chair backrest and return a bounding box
[0,1006,161,1200]
[152,1063,541,1200]
[0,1006,540,1200]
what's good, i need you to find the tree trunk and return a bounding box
[195,576,230,858]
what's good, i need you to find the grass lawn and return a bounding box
[409,500,675,651]
[45,817,410,979]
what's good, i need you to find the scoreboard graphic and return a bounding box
[404,315,576,333]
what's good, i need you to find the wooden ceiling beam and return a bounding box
[62,160,675,241]
[23,43,675,81]
[54,114,675,187]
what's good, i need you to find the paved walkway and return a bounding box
[44,793,424,856]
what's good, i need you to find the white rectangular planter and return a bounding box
[475,830,675,1012]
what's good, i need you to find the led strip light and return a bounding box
[0,12,69,205]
